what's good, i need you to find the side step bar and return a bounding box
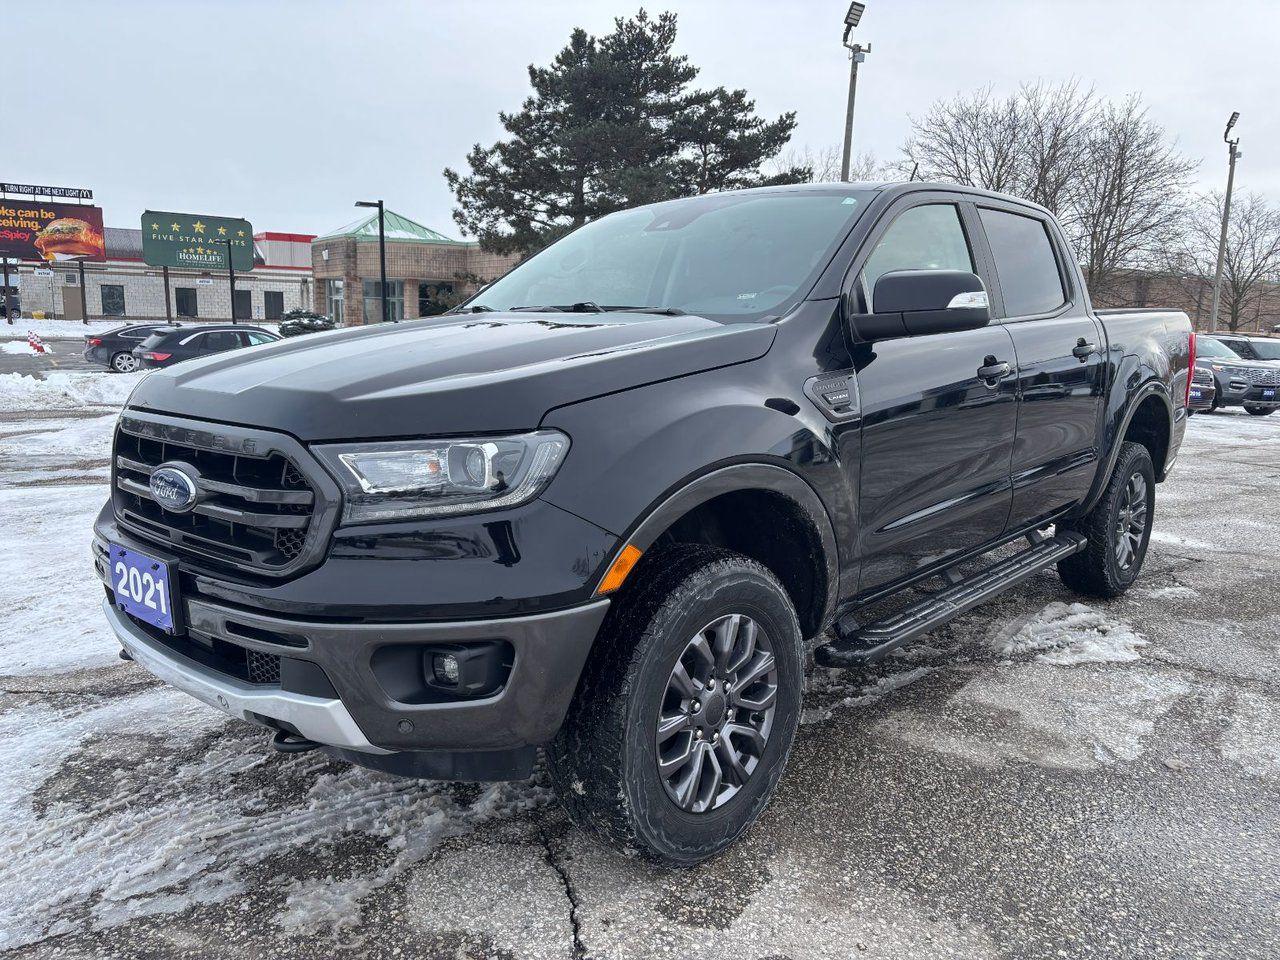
[815,530,1087,668]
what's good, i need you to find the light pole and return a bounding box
[839,2,870,182]
[218,238,238,324]
[1208,111,1241,333]
[355,199,390,323]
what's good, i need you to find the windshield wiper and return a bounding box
[509,301,604,313]
[447,304,496,314]
[600,305,686,316]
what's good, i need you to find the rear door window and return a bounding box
[201,331,241,352]
[977,208,1067,317]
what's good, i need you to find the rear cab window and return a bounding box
[978,208,1067,318]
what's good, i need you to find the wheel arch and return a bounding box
[596,462,840,640]
[1076,378,1174,517]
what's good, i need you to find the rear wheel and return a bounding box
[1057,441,1155,598]
[110,351,138,373]
[1244,406,1275,416]
[547,544,803,865]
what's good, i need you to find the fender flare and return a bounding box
[1077,378,1175,516]
[597,462,841,632]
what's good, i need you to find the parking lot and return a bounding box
[1,348,1277,960]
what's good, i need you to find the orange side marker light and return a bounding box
[596,544,643,595]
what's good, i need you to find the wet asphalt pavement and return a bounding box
[1,362,1277,960]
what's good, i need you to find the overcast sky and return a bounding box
[9,0,1276,237]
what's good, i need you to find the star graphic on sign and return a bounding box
[217,226,227,236]
[237,230,245,237]
[192,220,206,234]
[171,223,181,231]
[151,222,159,231]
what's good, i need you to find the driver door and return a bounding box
[850,197,1019,592]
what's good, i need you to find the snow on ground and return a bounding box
[0,412,116,485]
[1,318,122,340]
[988,601,1148,665]
[0,370,140,412]
[2,339,55,355]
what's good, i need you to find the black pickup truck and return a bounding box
[95,183,1192,864]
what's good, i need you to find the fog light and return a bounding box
[433,653,461,685]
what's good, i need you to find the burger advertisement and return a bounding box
[0,200,106,262]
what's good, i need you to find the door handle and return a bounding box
[977,358,1011,382]
[1073,338,1097,359]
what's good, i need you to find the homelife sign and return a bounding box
[0,200,106,262]
[141,211,255,272]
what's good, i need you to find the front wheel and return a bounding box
[1057,441,1155,598]
[1244,406,1275,416]
[547,544,803,865]
[110,351,139,373]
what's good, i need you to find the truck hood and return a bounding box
[127,311,776,441]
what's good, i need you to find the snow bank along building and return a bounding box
[310,208,518,324]
[13,229,314,323]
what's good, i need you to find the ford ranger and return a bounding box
[95,182,1193,864]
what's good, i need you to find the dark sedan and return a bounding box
[84,323,177,373]
[132,324,280,369]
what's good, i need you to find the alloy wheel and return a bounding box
[656,613,778,813]
[1114,472,1149,570]
[113,353,138,373]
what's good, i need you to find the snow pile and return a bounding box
[2,339,54,355]
[989,602,1147,666]
[0,413,117,485]
[0,371,139,412]
[0,318,120,340]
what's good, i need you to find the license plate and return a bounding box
[1190,389,1202,399]
[108,544,177,632]
[1263,388,1276,400]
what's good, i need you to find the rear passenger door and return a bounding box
[975,202,1106,527]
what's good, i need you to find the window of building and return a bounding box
[860,204,973,311]
[419,282,454,317]
[326,279,344,324]
[175,287,199,318]
[263,290,284,320]
[363,279,404,322]
[977,208,1067,317]
[233,289,252,321]
[100,284,126,317]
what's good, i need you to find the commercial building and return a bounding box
[310,209,517,324]
[12,229,314,323]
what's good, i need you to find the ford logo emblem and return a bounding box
[150,465,199,513]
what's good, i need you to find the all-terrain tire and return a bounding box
[1057,441,1155,598]
[546,544,803,866]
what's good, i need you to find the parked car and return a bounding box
[1187,364,1216,414]
[1196,335,1279,416]
[131,324,280,369]
[94,183,1192,864]
[1210,332,1280,365]
[84,323,177,373]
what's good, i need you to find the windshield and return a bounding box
[1247,338,1280,360]
[464,189,871,321]
[1198,337,1243,359]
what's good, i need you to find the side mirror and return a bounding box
[851,270,991,341]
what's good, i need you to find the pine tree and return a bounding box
[444,10,807,255]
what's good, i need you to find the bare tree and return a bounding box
[773,144,888,183]
[901,83,1195,301]
[1166,191,1280,331]
[1073,96,1197,301]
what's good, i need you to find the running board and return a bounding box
[814,531,1087,668]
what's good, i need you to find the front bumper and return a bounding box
[95,536,610,757]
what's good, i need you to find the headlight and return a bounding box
[314,430,569,523]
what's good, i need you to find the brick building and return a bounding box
[1092,269,1280,334]
[310,209,517,324]
[12,229,314,323]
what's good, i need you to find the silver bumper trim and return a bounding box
[102,598,389,753]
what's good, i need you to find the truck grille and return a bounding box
[1247,367,1280,386]
[1192,367,1214,386]
[112,413,333,577]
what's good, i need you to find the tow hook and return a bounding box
[271,729,322,753]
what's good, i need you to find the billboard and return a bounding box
[142,211,254,272]
[0,200,106,262]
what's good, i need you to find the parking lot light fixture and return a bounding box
[1208,112,1241,333]
[355,200,390,323]
[840,3,870,182]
